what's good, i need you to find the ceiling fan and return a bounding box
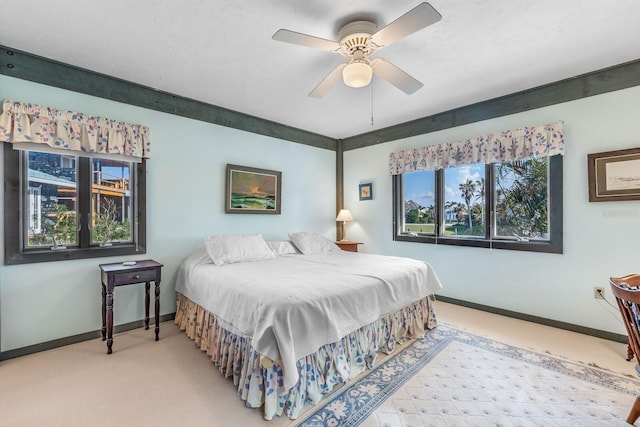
[272,2,442,98]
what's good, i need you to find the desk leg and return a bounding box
[101,284,107,341]
[144,282,150,330]
[106,287,114,354]
[155,281,160,341]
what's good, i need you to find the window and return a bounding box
[393,155,563,253]
[4,145,146,264]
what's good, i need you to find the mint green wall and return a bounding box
[343,85,640,336]
[2,74,638,352]
[0,75,336,352]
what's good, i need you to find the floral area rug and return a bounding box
[295,324,640,427]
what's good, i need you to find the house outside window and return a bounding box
[26,151,78,248]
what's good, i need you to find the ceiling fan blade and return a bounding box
[370,2,442,48]
[309,63,347,98]
[272,29,340,52]
[372,58,423,94]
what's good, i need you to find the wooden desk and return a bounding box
[335,241,363,252]
[99,260,163,354]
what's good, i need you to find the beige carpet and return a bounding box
[0,301,635,426]
[0,321,281,427]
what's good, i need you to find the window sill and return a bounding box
[4,244,146,265]
[394,234,562,254]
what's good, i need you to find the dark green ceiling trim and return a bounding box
[342,58,640,151]
[0,45,336,151]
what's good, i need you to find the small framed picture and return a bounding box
[359,182,373,201]
[587,147,640,202]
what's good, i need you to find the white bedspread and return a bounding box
[175,247,442,389]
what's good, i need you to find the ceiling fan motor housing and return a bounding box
[337,21,378,58]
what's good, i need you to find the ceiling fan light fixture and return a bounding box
[342,60,372,88]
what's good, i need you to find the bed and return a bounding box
[174,233,442,420]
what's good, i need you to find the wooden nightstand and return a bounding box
[99,259,163,354]
[335,241,363,252]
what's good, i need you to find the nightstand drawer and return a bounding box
[113,269,158,285]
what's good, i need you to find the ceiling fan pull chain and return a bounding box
[371,81,374,126]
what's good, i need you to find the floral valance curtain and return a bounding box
[388,121,564,175]
[0,99,151,161]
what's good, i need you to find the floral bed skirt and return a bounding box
[174,292,437,420]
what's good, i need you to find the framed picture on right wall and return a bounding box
[587,147,640,202]
[359,182,373,201]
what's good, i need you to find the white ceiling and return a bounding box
[1,0,640,139]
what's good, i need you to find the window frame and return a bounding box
[3,144,146,265]
[393,155,563,254]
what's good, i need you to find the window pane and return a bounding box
[443,165,485,237]
[402,170,436,234]
[494,158,549,240]
[27,151,78,248]
[91,159,133,245]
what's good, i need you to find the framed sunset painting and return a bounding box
[225,164,282,214]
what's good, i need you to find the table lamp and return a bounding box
[336,209,353,241]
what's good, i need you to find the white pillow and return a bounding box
[267,240,299,256]
[205,234,275,266]
[288,232,341,255]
